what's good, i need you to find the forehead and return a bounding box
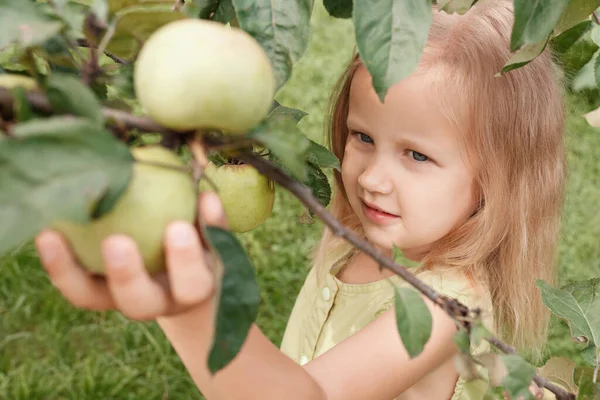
[347,66,464,144]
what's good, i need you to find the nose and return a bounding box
[357,158,394,195]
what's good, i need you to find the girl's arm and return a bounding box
[156,302,326,400]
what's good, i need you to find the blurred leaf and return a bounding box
[393,286,432,358]
[453,353,481,381]
[573,48,600,91]
[499,355,536,400]
[45,73,104,125]
[538,357,578,394]
[354,0,433,101]
[551,20,593,54]
[510,0,571,52]
[206,226,261,374]
[0,117,134,257]
[97,5,187,60]
[34,35,78,72]
[575,367,600,399]
[453,328,471,354]
[268,102,308,124]
[232,0,312,91]
[187,0,220,19]
[323,0,352,18]
[304,162,331,208]
[501,38,548,74]
[213,0,235,23]
[0,1,64,50]
[10,86,35,122]
[470,321,492,346]
[306,139,340,171]
[479,353,508,387]
[437,0,477,15]
[554,0,600,36]
[536,278,600,350]
[249,119,310,181]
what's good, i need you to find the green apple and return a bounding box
[134,18,276,133]
[52,146,197,275]
[0,74,38,90]
[199,162,275,233]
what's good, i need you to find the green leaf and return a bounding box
[268,102,308,124]
[536,278,600,350]
[510,0,571,52]
[393,286,432,358]
[551,20,593,55]
[501,38,548,74]
[232,0,312,91]
[479,353,508,387]
[213,0,235,24]
[453,328,471,354]
[437,0,477,15]
[581,345,598,366]
[0,117,134,257]
[188,0,220,19]
[0,1,64,50]
[45,73,104,125]
[500,355,536,400]
[575,366,600,399]
[354,0,433,101]
[323,0,352,18]
[554,0,600,36]
[206,226,261,374]
[470,321,492,346]
[10,86,35,123]
[572,48,600,91]
[306,139,340,171]
[304,162,331,208]
[249,120,311,181]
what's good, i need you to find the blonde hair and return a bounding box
[312,0,566,361]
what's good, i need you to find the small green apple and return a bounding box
[52,146,197,275]
[134,18,276,133]
[0,74,38,91]
[199,162,275,233]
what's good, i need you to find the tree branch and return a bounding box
[0,87,576,400]
[76,38,130,65]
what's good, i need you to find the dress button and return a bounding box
[299,355,309,365]
[322,287,331,301]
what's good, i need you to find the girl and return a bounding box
[34,0,566,399]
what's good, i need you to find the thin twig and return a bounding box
[594,12,600,26]
[76,38,130,65]
[0,88,577,400]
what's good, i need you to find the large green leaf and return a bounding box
[268,101,308,124]
[501,38,548,74]
[554,0,600,36]
[510,0,571,52]
[45,73,104,125]
[0,117,134,257]
[537,279,600,351]
[393,286,432,358]
[232,0,312,91]
[206,226,261,374]
[354,0,433,101]
[0,1,64,50]
[551,20,593,55]
[323,0,352,18]
[575,366,600,399]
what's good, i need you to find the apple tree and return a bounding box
[0,1,599,399]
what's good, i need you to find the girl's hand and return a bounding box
[34,192,227,321]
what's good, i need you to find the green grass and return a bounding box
[2,3,600,399]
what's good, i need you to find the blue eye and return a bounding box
[358,132,374,144]
[409,150,428,162]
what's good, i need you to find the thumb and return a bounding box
[198,191,228,230]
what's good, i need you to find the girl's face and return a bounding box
[341,66,479,260]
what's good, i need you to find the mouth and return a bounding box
[361,199,400,223]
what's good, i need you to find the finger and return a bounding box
[198,191,228,229]
[35,230,115,311]
[102,235,173,320]
[164,221,214,306]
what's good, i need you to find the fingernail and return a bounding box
[168,222,194,247]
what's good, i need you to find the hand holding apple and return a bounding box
[35,191,228,320]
